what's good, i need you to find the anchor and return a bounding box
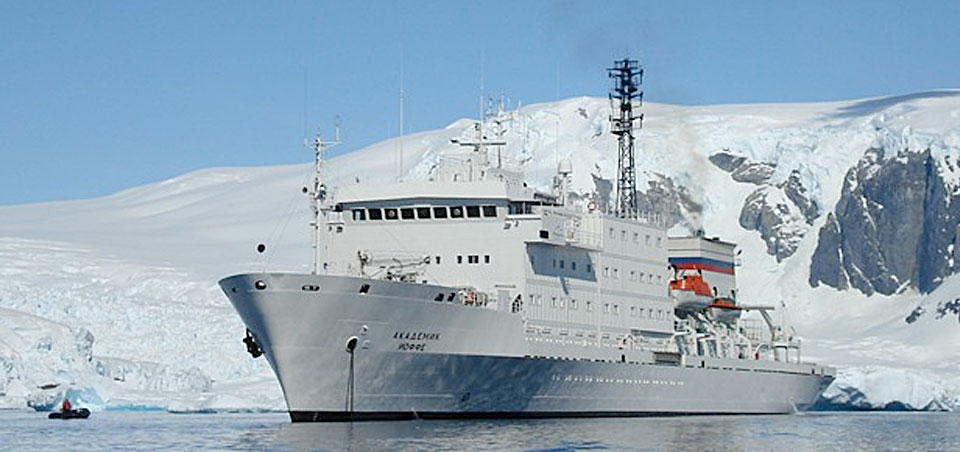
[243,329,263,358]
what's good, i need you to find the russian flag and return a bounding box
[668,257,735,275]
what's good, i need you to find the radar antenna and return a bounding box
[306,119,341,274]
[608,58,644,219]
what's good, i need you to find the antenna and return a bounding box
[398,48,405,181]
[306,120,341,275]
[608,58,644,220]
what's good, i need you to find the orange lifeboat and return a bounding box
[708,297,743,324]
[669,272,714,311]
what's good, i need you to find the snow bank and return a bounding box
[816,366,958,411]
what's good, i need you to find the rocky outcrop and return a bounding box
[589,172,699,230]
[738,171,820,261]
[709,150,776,185]
[810,148,960,295]
[708,150,745,172]
[636,175,702,228]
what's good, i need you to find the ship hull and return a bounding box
[220,273,834,422]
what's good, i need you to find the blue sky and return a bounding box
[1,1,958,205]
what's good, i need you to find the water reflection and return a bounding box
[234,413,960,452]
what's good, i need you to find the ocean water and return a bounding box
[3,411,959,451]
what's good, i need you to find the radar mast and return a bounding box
[608,58,644,219]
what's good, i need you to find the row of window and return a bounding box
[603,266,664,285]
[420,255,492,265]
[544,257,663,285]
[527,294,669,319]
[457,254,491,265]
[352,205,498,221]
[609,227,662,247]
[551,258,590,273]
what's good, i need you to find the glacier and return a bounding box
[2,90,960,412]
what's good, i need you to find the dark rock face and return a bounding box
[810,148,960,295]
[708,151,746,173]
[809,213,848,289]
[708,150,776,185]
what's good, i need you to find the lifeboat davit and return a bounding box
[669,272,714,311]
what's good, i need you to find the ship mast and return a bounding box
[608,58,644,219]
[307,122,340,275]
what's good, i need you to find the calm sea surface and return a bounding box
[2,411,958,451]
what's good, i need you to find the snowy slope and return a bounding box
[2,90,960,411]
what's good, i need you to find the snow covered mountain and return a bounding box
[2,90,960,412]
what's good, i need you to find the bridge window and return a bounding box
[657,237,662,247]
[384,208,398,220]
[416,207,432,219]
[482,205,497,217]
[570,299,577,310]
[484,255,490,264]
[466,206,481,218]
[451,207,464,218]
[457,255,463,264]
[633,232,638,243]
[571,262,576,271]
[468,255,479,264]
[367,208,383,220]
[435,256,441,264]
[609,228,615,238]
[559,260,565,269]
[586,301,593,311]
[352,209,366,221]
[433,207,448,218]
[400,208,415,219]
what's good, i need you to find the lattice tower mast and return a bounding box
[608,58,644,219]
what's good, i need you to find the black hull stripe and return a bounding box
[289,410,793,422]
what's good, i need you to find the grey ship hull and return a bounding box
[220,273,834,422]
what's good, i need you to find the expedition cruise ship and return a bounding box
[219,60,834,421]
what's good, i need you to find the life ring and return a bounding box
[587,201,597,212]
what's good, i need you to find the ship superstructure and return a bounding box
[219,60,834,421]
